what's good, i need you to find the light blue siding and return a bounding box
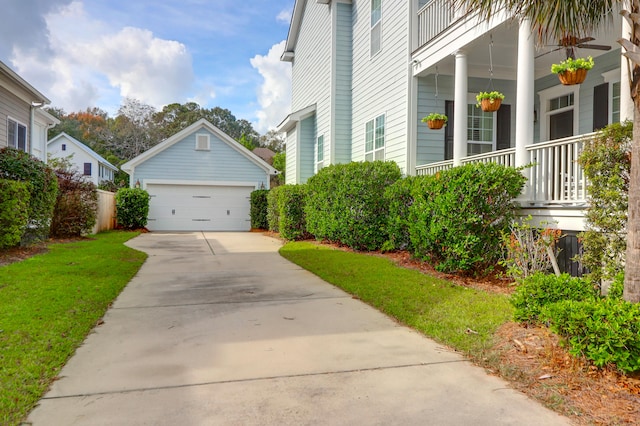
[133,128,268,187]
[299,115,316,183]
[334,2,353,164]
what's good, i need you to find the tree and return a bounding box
[453,0,639,302]
[260,129,286,153]
[272,152,286,185]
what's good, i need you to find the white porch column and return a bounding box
[620,9,634,122]
[515,18,535,168]
[453,50,467,165]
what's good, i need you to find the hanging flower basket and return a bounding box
[557,68,588,85]
[476,91,504,112]
[551,56,594,86]
[421,113,447,130]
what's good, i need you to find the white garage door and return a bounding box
[146,184,254,231]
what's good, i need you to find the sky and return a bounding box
[0,0,294,134]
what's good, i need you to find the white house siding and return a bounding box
[48,138,101,186]
[299,115,316,183]
[132,129,269,188]
[32,112,51,162]
[285,127,298,184]
[333,1,353,165]
[351,0,410,173]
[0,86,30,150]
[291,1,332,174]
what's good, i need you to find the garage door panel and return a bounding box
[146,184,253,231]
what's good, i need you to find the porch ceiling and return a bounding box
[415,16,622,81]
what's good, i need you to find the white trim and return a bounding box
[464,95,497,154]
[277,104,317,133]
[6,116,28,152]
[48,133,118,171]
[364,112,386,161]
[370,0,383,58]
[602,69,622,124]
[195,133,210,151]
[143,179,261,190]
[537,84,579,142]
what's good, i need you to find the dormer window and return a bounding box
[195,134,210,151]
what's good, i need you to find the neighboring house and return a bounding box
[253,147,276,165]
[48,132,118,186]
[278,0,629,239]
[0,60,59,161]
[121,119,278,232]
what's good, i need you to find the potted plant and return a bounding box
[422,112,448,130]
[476,91,505,112]
[551,56,594,85]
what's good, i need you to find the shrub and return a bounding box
[267,185,282,232]
[383,176,417,251]
[541,298,640,373]
[277,185,309,241]
[115,188,150,229]
[0,147,58,243]
[305,161,402,250]
[250,189,269,230]
[500,216,562,280]
[511,273,598,323]
[0,179,30,249]
[408,163,526,273]
[578,121,631,284]
[50,168,98,237]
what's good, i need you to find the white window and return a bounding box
[316,135,324,171]
[467,104,495,155]
[7,118,27,152]
[603,69,622,123]
[370,0,382,56]
[195,133,210,151]
[538,85,579,141]
[365,114,385,161]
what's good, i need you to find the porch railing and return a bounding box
[525,133,592,205]
[414,133,594,205]
[417,0,458,47]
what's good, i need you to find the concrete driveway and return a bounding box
[27,232,569,425]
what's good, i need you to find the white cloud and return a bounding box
[9,1,195,114]
[276,8,292,24]
[250,40,291,133]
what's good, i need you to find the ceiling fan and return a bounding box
[535,36,611,59]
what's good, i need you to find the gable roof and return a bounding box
[48,133,118,171]
[253,147,276,164]
[120,118,278,175]
[0,60,50,105]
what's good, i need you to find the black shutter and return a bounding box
[444,100,454,160]
[593,83,609,131]
[496,104,511,150]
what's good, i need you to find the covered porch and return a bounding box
[410,0,631,230]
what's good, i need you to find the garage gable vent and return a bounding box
[195,134,210,151]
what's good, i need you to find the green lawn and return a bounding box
[280,241,513,356]
[0,231,146,426]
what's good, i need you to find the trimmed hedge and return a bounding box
[383,176,417,251]
[250,189,269,230]
[277,185,309,241]
[305,161,402,250]
[0,179,30,249]
[408,163,526,273]
[50,169,98,237]
[267,186,282,232]
[0,147,58,243]
[115,188,150,229]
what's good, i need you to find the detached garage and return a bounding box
[121,119,277,232]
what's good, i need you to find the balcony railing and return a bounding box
[417,0,457,47]
[415,133,593,206]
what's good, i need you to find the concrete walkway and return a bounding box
[27,232,570,425]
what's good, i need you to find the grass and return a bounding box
[280,241,513,356]
[0,231,146,426]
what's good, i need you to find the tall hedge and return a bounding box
[250,189,269,230]
[0,179,30,249]
[0,147,58,243]
[305,161,402,250]
[384,176,417,251]
[408,163,526,273]
[267,186,282,232]
[277,185,309,241]
[115,188,150,229]
[50,168,98,237]
[578,121,632,284]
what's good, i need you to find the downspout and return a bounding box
[29,101,44,158]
